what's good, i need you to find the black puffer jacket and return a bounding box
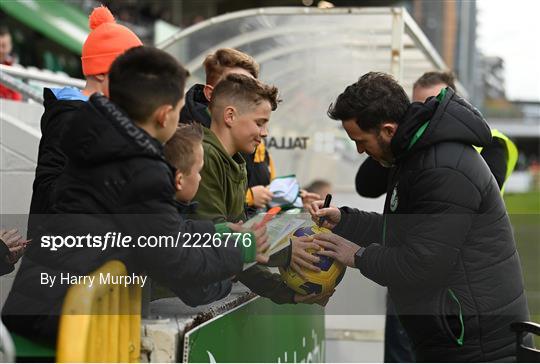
[334,89,531,362]
[29,88,87,216]
[2,95,244,344]
[0,239,15,276]
[179,83,212,127]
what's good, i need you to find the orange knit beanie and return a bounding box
[81,6,143,76]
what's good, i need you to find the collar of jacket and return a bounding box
[173,200,199,215]
[89,93,164,159]
[391,87,491,161]
[181,84,211,127]
[203,127,246,180]
[391,96,439,161]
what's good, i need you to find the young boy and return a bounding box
[163,124,206,211]
[2,47,267,344]
[193,73,276,222]
[180,48,276,212]
[193,74,327,305]
[159,124,233,304]
[181,49,321,277]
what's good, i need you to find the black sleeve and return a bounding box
[183,219,217,236]
[166,215,234,306]
[332,207,384,247]
[119,164,244,300]
[238,266,295,304]
[0,239,14,276]
[357,168,480,288]
[170,280,232,307]
[480,138,507,189]
[29,93,82,215]
[355,157,390,198]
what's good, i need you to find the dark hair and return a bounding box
[209,73,280,113]
[327,72,410,131]
[109,46,189,122]
[204,48,259,86]
[163,123,204,174]
[414,71,456,91]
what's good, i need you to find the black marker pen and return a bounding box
[318,193,332,227]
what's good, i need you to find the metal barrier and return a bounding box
[0,321,15,362]
[0,64,85,103]
[56,260,142,363]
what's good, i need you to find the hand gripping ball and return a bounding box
[279,225,345,295]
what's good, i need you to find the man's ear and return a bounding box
[95,73,107,82]
[203,84,214,102]
[155,104,174,127]
[223,106,236,128]
[175,170,183,191]
[380,122,398,138]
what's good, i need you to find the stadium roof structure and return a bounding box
[158,7,461,190]
[158,7,458,93]
[0,0,88,54]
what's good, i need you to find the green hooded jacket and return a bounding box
[193,127,295,304]
[194,128,247,223]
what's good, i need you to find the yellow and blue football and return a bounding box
[279,225,346,295]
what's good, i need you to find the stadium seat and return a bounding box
[56,260,142,363]
[11,332,55,361]
[510,321,540,362]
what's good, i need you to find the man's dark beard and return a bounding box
[376,133,395,168]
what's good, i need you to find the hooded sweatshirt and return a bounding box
[193,127,295,304]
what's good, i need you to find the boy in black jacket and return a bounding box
[2,46,268,345]
[157,123,234,304]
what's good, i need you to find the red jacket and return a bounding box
[1,58,22,101]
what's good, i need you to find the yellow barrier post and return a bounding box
[56,260,141,363]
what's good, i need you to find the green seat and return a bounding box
[12,333,55,360]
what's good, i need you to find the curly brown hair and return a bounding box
[328,72,410,130]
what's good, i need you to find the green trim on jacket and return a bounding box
[214,223,256,263]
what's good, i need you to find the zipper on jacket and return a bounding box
[448,288,465,346]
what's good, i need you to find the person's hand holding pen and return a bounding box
[306,194,341,230]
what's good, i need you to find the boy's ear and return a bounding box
[203,84,214,102]
[155,104,174,127]
[223,106,236,128]
[175,170,183,191]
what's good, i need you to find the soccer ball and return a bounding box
[279,225,346,295]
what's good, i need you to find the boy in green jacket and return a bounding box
[194,74,329,305]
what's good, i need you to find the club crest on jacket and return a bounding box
[390,183,398,212]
